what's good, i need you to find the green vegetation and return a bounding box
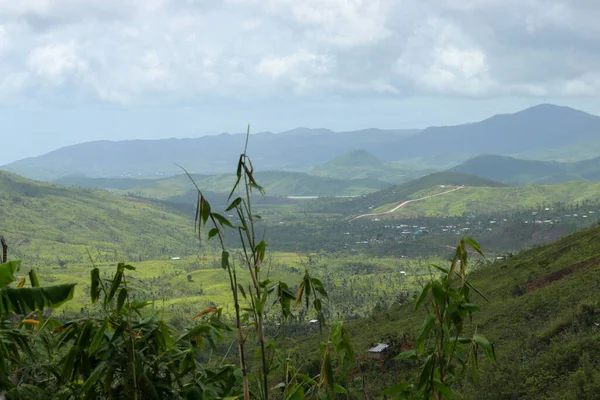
[329,221,600,398]
[0,171,199,266]
[314,171,505,216]
[308,150,433,184]
[56,170,389,200]
[451,154,600,185]
[5,119,600,398]
[373,181,600,218]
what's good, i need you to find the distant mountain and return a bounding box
[451,154,600,185]
[55,170,390,202]
[316,171,506,215]
[3,128,418,181]
[375,104,600,163]
[5,103,600,180]
[308,150,434,184]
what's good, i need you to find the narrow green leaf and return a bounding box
[221,251,230,270]
[117,288,127,311]
[464,237,485,257]
[89,319,108,355]
[414,281,432,311]
[473,334,496,362]
[90,268,101,303]
[28,269,40,287]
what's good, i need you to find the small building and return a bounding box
[367,343,390,360]
[170,257,181,261]
[308,319,319,325]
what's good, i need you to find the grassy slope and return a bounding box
[0,170,200,266]
[315,171,506,215]
[289,224,600,399]
[376,181,600,218]
[308,149,433,184]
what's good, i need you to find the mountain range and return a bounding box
[450,154,600,185]
[3,103,600,181]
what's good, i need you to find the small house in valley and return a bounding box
[366,343,389,360]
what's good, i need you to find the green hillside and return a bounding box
[451,154,600,185]
[308,149,433,184]
[371,181,600,218]
[56,170,389,201]
[322,223,600,398]
[316,171,506,215]
[0,170,199,266]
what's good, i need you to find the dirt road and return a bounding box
[347,186,465,222]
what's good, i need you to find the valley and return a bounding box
[3,103,600,399]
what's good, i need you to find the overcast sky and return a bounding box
[1,0,600,163]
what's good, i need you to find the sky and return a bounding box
[1,0,600,164]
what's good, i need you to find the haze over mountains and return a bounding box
[451,155,600,185]
[3,103,600,182]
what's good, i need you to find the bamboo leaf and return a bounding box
[225,197,243,211]
[28,269,40,287]
[473,334,496,362]
[117,288,127,311]
[414,281,432,311]
[91,268,101,303]
[0,260,19,287]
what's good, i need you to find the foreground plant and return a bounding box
[185,127,354,399]
[385,238,496,399]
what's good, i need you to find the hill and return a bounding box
[315,171,506,215]
[308,150,433,184]
[55,170,390,203]
[3,128,418,180]
[6,104,600,180]
[333,222,600,398]
[0,170,199,266]
[451,154,600,185]
[375,104,600,164]
[369,181,600,218]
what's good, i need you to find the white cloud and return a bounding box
[0,0,597,105]
[27,42,87,84]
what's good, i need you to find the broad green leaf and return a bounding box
[0,284,75,314]
[0,260,20,287]
[225,197,242,211]
[212,213,234,228]
[208,228,219,239]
